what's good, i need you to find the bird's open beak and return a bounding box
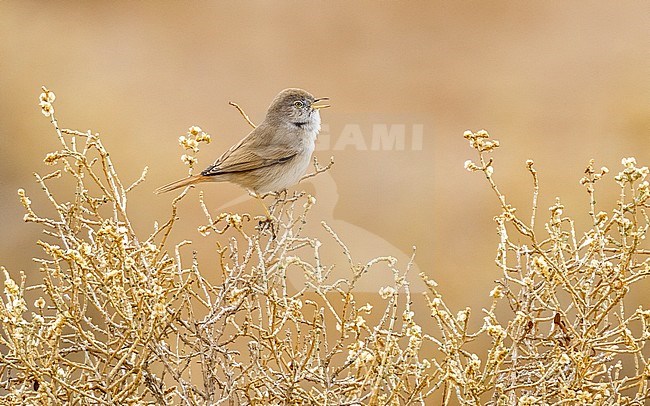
[311,97,330,110]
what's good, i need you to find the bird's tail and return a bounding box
[154,175,207,194]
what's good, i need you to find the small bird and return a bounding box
[155,88,329,195]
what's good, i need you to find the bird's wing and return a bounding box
[201,134,298,176]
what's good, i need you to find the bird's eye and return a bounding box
[293,100,304,108]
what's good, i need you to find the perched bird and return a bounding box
[155,88,329,195]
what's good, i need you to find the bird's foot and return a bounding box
[255,214,278,239]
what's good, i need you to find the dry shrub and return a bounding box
[0,88,648,405]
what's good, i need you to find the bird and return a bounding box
[155,88,329,196]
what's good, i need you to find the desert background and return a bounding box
[1,1,649,384]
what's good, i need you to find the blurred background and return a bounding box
[1,2,649,333]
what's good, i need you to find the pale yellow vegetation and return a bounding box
[0,88,648,405]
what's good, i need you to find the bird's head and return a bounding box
[266,88,330,129]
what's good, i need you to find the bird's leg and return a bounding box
[256,194,273,220]
[255,195,278,239]
[247,190,272,219]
